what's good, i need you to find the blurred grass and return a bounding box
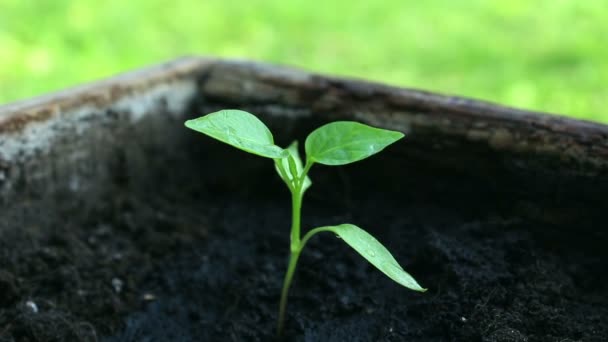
[0,0,606,123]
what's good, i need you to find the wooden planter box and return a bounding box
[1,57,606,341]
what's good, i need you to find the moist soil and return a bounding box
[1,164,607,342]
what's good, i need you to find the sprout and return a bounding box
[185,109,426,336]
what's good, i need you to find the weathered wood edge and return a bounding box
[198,60,608,174]
[1,56,607,174]
[0,56,214,134]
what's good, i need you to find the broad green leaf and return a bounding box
[274,141,312,193]
[323,224,426,292]
[305,121,404,166]
[185,109,287,159]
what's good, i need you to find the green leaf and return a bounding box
[305,121,404,166]
[324,224,426,292]
[275,158,291,187]
[274,141,312,193]
[185,109,287,159]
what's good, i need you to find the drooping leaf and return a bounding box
[322,224,426,292]
[275,141,312,193]
[305,121,404,166]
[185,109,287,159]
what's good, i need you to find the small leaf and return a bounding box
[274,141,312,193]
[323,224,426,292]
[185,109,287,159]
[305,121,404,166]
[275,159,291,187]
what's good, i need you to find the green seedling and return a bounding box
[185,109,426,336]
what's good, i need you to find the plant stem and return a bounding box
[301,161,313,185]
[277,248,301,336]
[279,187,302,336]
[277,160,314,337]
[300,226,334,249]
[276,226,333,336]
[289,191,302,252]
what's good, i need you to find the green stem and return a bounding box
[276,226,333,336]
[300,226,334,249]
[277,159,315,337]
[277,249,301,336]
[289,191,302,252]
[300,161,313,185]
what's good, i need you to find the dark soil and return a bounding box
[1,164,607,342]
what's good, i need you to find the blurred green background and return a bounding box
[1,0,606,122]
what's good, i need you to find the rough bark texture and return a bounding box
[198,60,608,168]
[2,57,606,202]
